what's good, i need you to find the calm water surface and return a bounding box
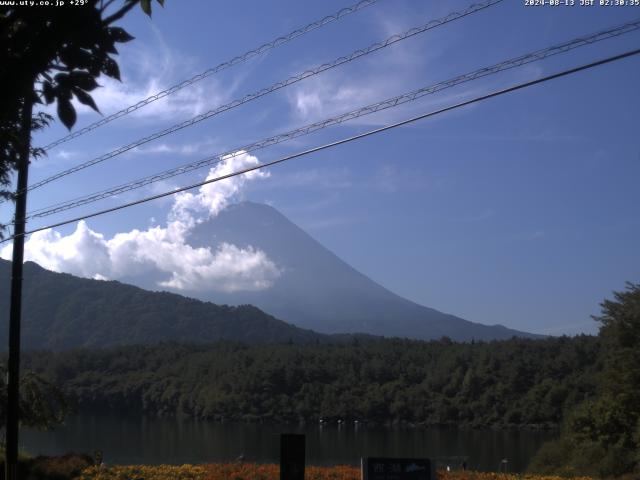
[21,412,556,473]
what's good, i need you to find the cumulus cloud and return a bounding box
[171,151,268,226]
[20,222,112,280]
[1,152,280,293]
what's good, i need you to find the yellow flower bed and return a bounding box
[76,463,594,480]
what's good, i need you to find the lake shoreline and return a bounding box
[21,411,556,473]
[70,407,562,432]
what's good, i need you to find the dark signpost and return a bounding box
[280,434,305,480]
[362,457,433,480]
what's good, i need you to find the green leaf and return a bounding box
[73,88,100,113]
[57,97,77,130]
[156,0,165,6]
[102,57,121,81]
[140,0,152,16]
[108,26,135,43]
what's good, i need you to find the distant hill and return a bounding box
[0,259,328,350]
[145,202,540,341]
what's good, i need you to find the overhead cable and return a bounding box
[25,19,640,220]
[6,47,638,243]
[26,0,504,195]
[40,0,381,151]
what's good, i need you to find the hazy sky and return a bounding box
[2,0,639,336]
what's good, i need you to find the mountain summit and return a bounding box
[171,201,539,341]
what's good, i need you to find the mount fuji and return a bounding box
[122,201,540,341]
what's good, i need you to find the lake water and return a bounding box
[21,412,556,473]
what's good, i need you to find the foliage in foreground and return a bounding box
[0,364,68,430]
[0,0,164,236]
[530,283,640,478]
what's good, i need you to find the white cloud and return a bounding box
[284,16,551,131]
[1,152,280,293]
[55,150,78,160]
[294,90,323,118]
[65,28,233,123]
[86,72,220,122]
[285,21,431,126]
[129,138,221,158]
[158,243,279,292]
[19,222,112,279]
[288,73,383,124]
[170,150,269,225]
[31,148,82,170]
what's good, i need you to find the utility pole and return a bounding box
[5,86,34,480]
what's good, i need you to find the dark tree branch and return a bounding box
[103,1,139,25]
[100,0,118,12]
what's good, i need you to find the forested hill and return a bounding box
[22,335,600,428]
[0,260,327,350]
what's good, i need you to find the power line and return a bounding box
[25,19,640,221]
[25,0,503,195]
[5,47,638,244]
[40,0,380,152]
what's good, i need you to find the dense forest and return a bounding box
[21,335,600,429]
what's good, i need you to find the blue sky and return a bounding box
[2,0,639,335]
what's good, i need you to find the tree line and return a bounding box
[20,335,600,429]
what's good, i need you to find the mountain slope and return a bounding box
[175,202,540,341]
[0,259,327,350]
